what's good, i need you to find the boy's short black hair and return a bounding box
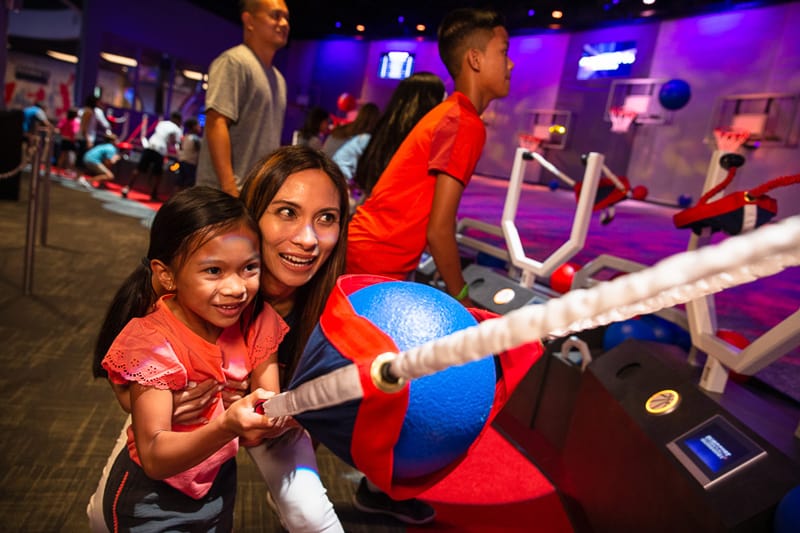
[437,8,506,79]
[184,117,199,130]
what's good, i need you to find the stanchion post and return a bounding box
[23,133,42,295]
[39,126,54,246]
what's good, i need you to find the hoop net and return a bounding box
[609,107,637,133]
[518,133,543,152]
[262,214,800,417]
[713,127,750,153]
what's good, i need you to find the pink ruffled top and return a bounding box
[102,296,288,498]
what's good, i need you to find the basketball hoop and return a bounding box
[609,107,637,133]
[518,133,543,152]
[713,127,750,154]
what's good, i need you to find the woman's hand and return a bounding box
[171,379,222,426]
[221,378,249,409]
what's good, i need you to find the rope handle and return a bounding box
[697,167,737,205]
[697,171,800,206]
[747,173,800,199]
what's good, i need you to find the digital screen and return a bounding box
[667,415,766,488]
[577,41,637,80]
[378,51,415,80]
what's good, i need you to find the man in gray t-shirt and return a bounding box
[196,0,289,196]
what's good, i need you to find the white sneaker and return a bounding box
[121,186,130,198]
[77,176,94,191]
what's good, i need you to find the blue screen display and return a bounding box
[577,41,637,80]
[378,51,415,80]
[676,416,763,480]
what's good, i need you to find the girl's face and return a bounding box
[168,224,261,342]
[258,169,341,301]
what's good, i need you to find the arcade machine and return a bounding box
[497,93,800,531]
[439,140,613,315]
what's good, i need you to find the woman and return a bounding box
[88,145,349,532]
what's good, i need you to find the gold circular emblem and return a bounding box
[645,389,681,415]
[493,288,515,305]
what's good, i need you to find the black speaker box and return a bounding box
[0,110,24,201]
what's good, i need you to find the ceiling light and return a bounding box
[356,24,365,32]
[46,50,78,63]
[552,10,563,19]
[642,0,655,4]
[182,69,204,81]
[416,24,426,32]
[100,52,138,68]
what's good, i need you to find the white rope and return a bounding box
[391,215,800,380]
[262,215,800,417]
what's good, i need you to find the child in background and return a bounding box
[346,8,514,310]
[56,108,80,178]
[79,134,120,190]
[295,106,331,149]
[121,111,183,200]
[97,186,289,530]
[176,116,202,191]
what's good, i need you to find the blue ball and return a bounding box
[348,282,497,480]
[678,194,693,208]
[548,179,560,191]
[775,485,800,533]
[603,318,659,351]
[659,79,691,111]
[476,251,507,270]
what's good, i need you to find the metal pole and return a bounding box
[39,127,54,246]
[23,133,42,295]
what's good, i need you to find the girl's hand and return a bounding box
[223,388,282,443]
[171,379,222,426]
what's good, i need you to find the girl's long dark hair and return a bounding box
[240,145,349,381]
[328,102,380,140]
[354,72,445,196]
[92,186,259,378]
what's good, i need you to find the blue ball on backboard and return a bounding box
[348,281,497,480]
[658,79,691,111]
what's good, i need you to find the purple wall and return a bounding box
[284,2,799,216]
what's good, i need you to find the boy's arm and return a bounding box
[427,173,474,307]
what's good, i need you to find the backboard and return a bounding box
[706,92,799,148]
[525,109,572,150]
[605,78,670,125]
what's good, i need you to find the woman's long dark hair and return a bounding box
[354,72,445,196]
[92,187,259,378]
[240,145,349,380]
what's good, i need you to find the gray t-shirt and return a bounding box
[196,44,287,190]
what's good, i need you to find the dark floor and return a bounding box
[0,172,404,532]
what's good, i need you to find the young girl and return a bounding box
[98,186,289,530]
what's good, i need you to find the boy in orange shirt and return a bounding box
[345,7,514,523]
[346,8,514,309]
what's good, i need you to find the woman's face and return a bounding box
[258,168,341,300]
